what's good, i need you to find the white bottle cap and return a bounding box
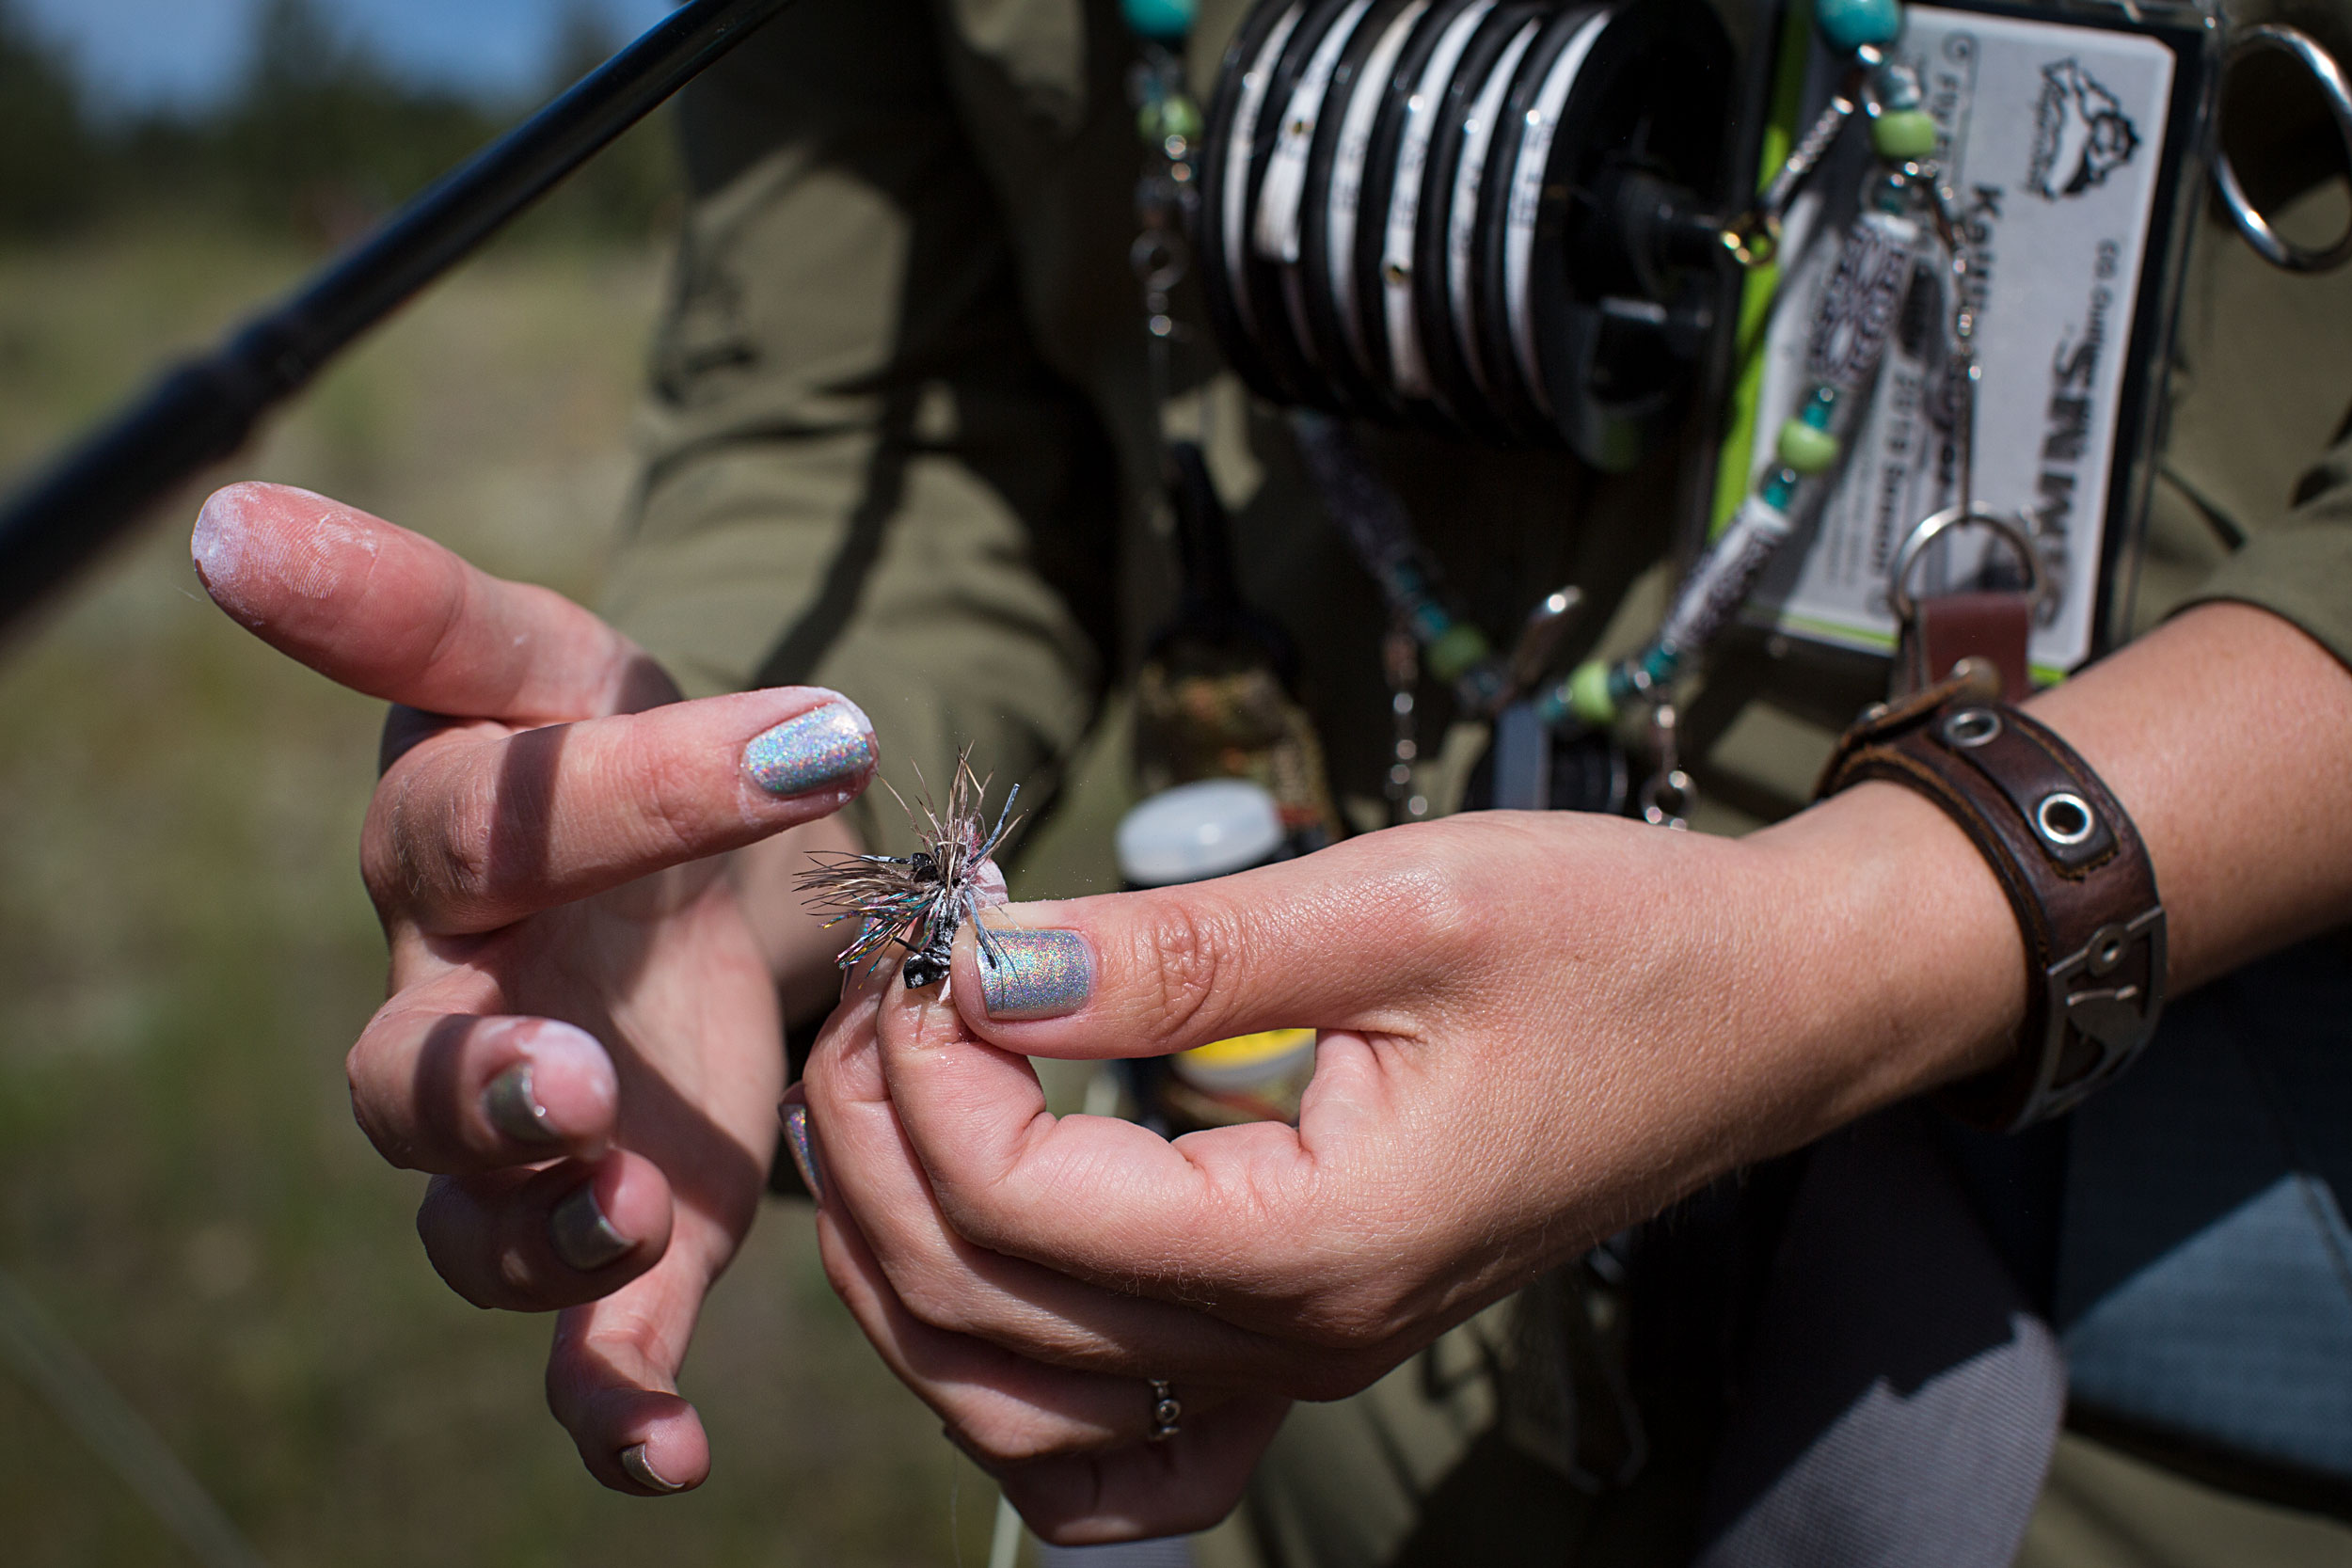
[1117,779,1286,887]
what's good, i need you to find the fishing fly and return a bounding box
[794,748,1021,989]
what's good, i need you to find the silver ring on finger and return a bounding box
[1147,1379,1183,1443]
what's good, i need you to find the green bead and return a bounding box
[1427,623,1490,683]
[1122,0,1199,41]
[1161,94,1203,142]
[1777,419,1841,475]
[1567,660,1616,727]
[1815,0,1902,53]
[1871,108,1938,162]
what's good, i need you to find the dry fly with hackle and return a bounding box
[794,748,1021,989]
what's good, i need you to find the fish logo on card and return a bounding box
[2027,58,2141,199]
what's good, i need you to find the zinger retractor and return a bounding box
[1200,0,1732,469]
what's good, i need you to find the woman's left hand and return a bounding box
[796,790,2025,1544]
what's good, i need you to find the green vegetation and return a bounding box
[0,8,1010,1562]
[0,0,677,245]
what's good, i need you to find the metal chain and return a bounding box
[1723,47,1885,267]
[1384,620,1429,822]
[1129,45,1200,436]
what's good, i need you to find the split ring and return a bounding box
[2213,25,2352,275]
[1889,506,2045,626]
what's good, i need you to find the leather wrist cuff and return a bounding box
[1817,670,2168,1132]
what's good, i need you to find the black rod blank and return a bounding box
[0,0,796,636]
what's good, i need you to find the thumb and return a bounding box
[946,824,1470,1060]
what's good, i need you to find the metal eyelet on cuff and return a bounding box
[2035,790,2097,848]
[1944,707,2003,748]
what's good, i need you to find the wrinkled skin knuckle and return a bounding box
[628,738,707,864]
[1145,904,1231,1042]
[427,772,502,912]
[1389,833,1488,951]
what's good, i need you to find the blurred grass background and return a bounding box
[0,2,1003,1562]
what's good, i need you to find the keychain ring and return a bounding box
[1890,506,2044,624]
[2214,25,2352,275]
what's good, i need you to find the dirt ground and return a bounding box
[0,223,1004,1567]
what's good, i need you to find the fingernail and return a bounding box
[550,1183,633,1273]
[742,699,874,798]
[977,929,1094,1021]
[620,1443,686,1494]
[484,1064,563,1146]
[781,1103,826,1204]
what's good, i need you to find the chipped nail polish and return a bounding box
[549,1183,632,1273]
[977,929,1094,1021]
[742,701,874,798]
[620,1443,685,1494]
[484,1063,563,1147]
[781,1103,826,1204]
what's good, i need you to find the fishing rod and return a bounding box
[0,0,799,637]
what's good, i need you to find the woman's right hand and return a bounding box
[193,483,876,1497]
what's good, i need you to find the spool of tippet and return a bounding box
[1201,0,1313,403]
[1293,0,1429,413]
[1354,0,1496,420]
[1198,0,1733,468]
[1408,2,1545,440]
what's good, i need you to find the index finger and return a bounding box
[193,482,669,723]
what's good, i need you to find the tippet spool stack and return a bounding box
[1199,0,1733,468]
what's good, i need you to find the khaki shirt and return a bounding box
[602,0,2352,879]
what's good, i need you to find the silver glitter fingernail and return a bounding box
[620,1443,685,1494]
[781,1103,826,1204]
[550,1184,632,1273]
[977,929,1093,1021]
[484,1064,562,1146]
[742,701,875,798]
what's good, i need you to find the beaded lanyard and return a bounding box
[1536,0,1970,766]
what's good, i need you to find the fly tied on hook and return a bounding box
[793,747,1023,990]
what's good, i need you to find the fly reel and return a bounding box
[1199,0,1735,469]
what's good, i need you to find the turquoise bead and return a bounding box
[1815,0,1902,53]
[1123,0,1199,41]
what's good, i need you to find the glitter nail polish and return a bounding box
[977,929,1094,1021]
[742,701,874,798]
[620,1444,684,1494]
[781,1103,825,1203]
[483,1063,562,1146]
[549,1184,632,1273]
